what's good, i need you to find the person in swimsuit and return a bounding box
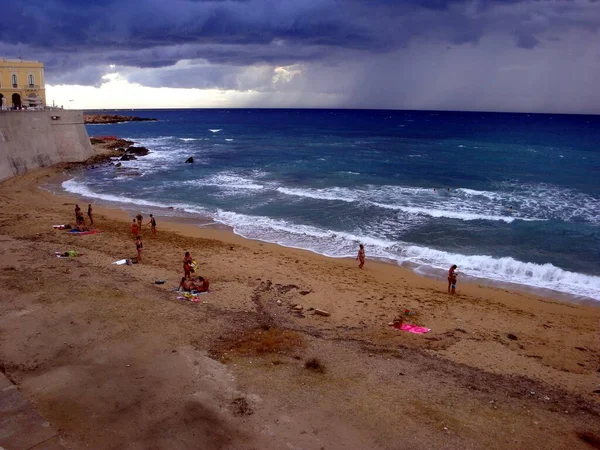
[136,213,143,232]
[356,244,365,269]
[178,277,191,292]
[147,214,157,236]
[183,251,193,279]
[75,204,81,223]
[448,265,457,294]
[191,276,210,292]
[131,219,139,237]
[87,204,93,226]
[136,235,143,262]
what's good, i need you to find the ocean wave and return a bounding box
[400,245,600,300]
[371,203,518,223]
[61,179,209,214]
[215,210,600,300]
[183,173,265,191]
[209,129,222,133]
[179,137,201,141]
[60,178,600,300]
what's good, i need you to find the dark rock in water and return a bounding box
[120,154,137,161]
[115,162,122,168]
[126,146,150,156]
[185,157,194,164]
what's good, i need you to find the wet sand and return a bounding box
[0,165,599,449]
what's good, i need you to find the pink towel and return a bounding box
[392,323,431,334]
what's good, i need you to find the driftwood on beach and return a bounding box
[84,114,157,124]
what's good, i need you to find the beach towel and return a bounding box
[53,224,71,230]
[113,259,128,265]
[69,229,101,235]
[391,323,431,334]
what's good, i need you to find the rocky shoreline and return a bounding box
[84,114,157,124]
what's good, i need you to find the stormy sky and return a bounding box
[2,0,599,113]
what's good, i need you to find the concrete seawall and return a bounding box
[0,110,93,181]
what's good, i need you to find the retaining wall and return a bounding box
[0,110,93,181]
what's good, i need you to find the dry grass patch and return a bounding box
[304,357,326,374]
[226,327,305,357]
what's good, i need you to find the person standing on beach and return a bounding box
[136,235,143,262]
[183,251,193,279]
[147,214,157,236]
[448,265,457,294]
[131,219,139,237]
[87,204,93,226]
[356,244,365,269]
[75,204,81,223]
[136,213,143,232]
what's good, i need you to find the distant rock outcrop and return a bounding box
[84,114,157,124]
[185,157,194,164]
[126,146,150,156]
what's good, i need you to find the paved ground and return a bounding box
[0,372,64,450]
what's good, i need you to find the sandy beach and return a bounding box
[0,163,599,449]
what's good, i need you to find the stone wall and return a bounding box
[0,110,93,181]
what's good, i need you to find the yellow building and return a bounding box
[0,58,46,109]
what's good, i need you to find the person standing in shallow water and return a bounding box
[448,265,457,294]
[356,244,365,269]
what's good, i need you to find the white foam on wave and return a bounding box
[372,203,518,223]
[209,129,222,133]
[225,138,234,142]
[61,178,600,301]
[400,245,600,300]
[186,173,265,191]
[179,137,201,142]
[276,187,357,203]
[62,179,209,215]
[213,209,600,300]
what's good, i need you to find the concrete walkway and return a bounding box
[0,372,64,450]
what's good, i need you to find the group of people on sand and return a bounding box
[356,244,459,294]
[178,251,209,293]
[130,213,157,238]
[129,213,158,262]
[73,204,93,231]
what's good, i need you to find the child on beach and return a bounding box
[136,235,143,262]
[448,265,457,294]
[356,244,365,269]
[183,251,193,279]
[131,219,139,237]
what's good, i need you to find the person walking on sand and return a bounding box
[87,204,93,226]
[131,219,139,237]
[356,244,365,269]
[448,265,457,294]
[147,214,157,236]
[136,235,143,262]
[136,213,143,232]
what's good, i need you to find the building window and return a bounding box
[28,74,35,87]
[12,74,17,88]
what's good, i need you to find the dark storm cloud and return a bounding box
[2,0,599,113]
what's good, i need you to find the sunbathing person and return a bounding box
[178,277,191,292]
[190,276,210,292]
